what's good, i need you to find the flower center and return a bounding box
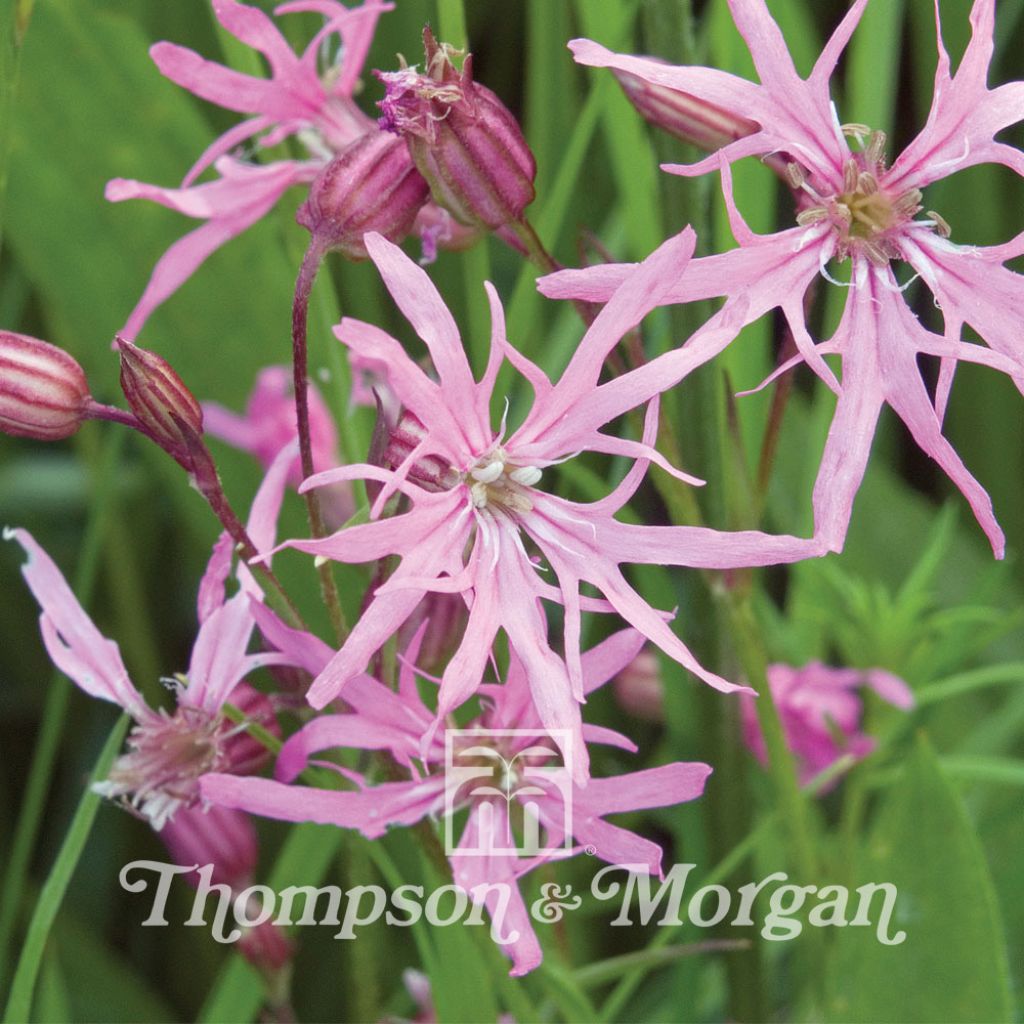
[93,704,230,829]
[791,127,949,267]
[465,448,543,516]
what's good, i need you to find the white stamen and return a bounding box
[509,465,542,486]
[471,460,504,484]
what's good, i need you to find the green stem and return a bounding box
[727,598,817,883]
[3,714,129,1024]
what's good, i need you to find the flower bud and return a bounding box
[377,27,536,230]
[614,65,759,152]
[116,337,203,465]
[0,331,91,440]
[296,130,430,259]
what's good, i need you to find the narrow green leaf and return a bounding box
[916,662,1024,706]
[3,714,129,1024]
[940,755,1024,787]
[825,733,1014,1023]
[0,0,35,256]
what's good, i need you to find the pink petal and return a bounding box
[582,724,638,753]
[879,291,1004,557]
[363,234,487,452]
[572,762,711,872]
[887,0,1024,190]
[864,668,915,710]
[305,505,471,709]
[334,318,470,462]
[245,440,299,560]
[184,593,256,711]
[197,532,234,624]
[151,36,319,123]
[581,627,647,696]
[249,600,334,676]
[437,545,502,718]
[275,710,421,782]
[200,773,443,837]
[6,528,148,718]
[494,526,589,786]
[810,282,886,554]
[517,228,696,446]
[107,160,313,338]
[449,805,543,977]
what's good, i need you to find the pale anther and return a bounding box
[471,460,504,484]
[509,466,542,486]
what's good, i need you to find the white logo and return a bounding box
[443,729,573,857]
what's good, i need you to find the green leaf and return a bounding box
[940,755,1024,788]
[825,733,1014,1023]
[416,853,502,1024]
[50,909,177,1023]
[0,0,34,255]
[3,714,129,1024]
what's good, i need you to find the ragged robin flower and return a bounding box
[542,0,1024,558]
[258,230,821,784]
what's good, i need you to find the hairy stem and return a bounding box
[292,240,347,642]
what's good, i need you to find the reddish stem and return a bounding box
[292,239,346,641]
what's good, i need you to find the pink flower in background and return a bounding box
[263,231,819,783]
[204,366,339,486]
[612,649,665,723]
[202,625,711,976]
[542,0,1024,558]
[741,662,914,790]
[5,446,297,828]
[203,365,354,526]
[106,0,389,338]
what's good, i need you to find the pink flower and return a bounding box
[740,661,914,790]
[204,366,354,525]
[612,649,665,723]
[106,0,389,338]
[5,446,298,828]
[161,802,296,977]
[201,625,712,976]
[263,230,819,782]
[204,366,339,486]
[542,0,1024,558]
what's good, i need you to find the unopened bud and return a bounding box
[0,331,91,440]
[296,131,430,259]
[614,65,759,153]
[116,338,203,465]
[377,27,536,230]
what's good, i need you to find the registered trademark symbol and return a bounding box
[585,845,597,856]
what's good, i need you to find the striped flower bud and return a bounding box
[116,338,203,466]
[377,27,536,230]
[296,130,430,259]
[0,331,91,440]
[614,64,759,153]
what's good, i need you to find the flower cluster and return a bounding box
[6,0,1018,1006]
